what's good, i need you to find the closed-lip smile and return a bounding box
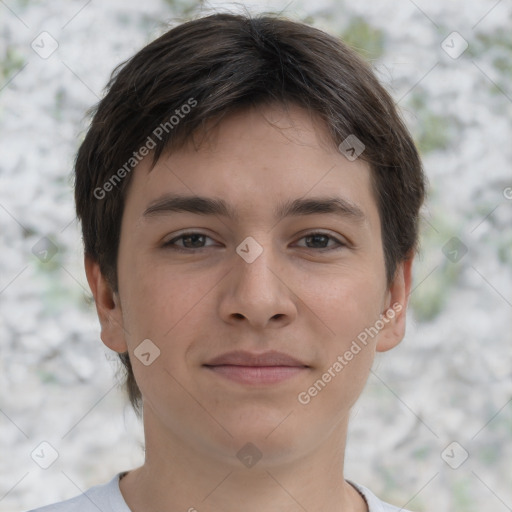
[203,350,309,385]
[204,350,308,367]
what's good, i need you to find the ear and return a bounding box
[84,254,128,354]
[376,255,414,352]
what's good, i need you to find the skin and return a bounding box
[85,101,413,512]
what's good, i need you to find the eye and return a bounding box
[162,231,346,253]
[162,232,217,252]
[295,232,346,251]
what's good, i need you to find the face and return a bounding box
[87,102,411,467]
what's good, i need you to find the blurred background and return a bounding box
[1,0,511,510]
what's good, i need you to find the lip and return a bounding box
[204,350,308,367]
[203,350,309,386]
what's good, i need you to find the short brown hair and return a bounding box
[74,11,426,414]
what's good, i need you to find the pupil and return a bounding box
[184,234,204,247]
[308,234,327,248]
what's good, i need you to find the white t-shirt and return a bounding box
[27,473,413,512]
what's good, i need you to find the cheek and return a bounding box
[298,281,381,414]
[119,260,220,363]
[119,254,195,335]
[294,268,384,398]
[311,271,387,401]
[297,266,385,343]
[118,268,200,403]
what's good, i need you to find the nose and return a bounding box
[217,236,297,330]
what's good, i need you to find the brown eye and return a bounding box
[297,232,345,251]
[163,232,216,251]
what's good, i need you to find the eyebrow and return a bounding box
[142,194,367,224]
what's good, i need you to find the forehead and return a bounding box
[123,102,379,231]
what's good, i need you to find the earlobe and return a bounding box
[376,257,414,353]
[84,255,128,354]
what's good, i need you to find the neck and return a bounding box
[119,406,367,512]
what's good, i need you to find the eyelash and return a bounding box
[162,231,346,253]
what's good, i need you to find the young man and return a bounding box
[29,10,425,512]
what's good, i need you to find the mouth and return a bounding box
[203,350,310,386]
